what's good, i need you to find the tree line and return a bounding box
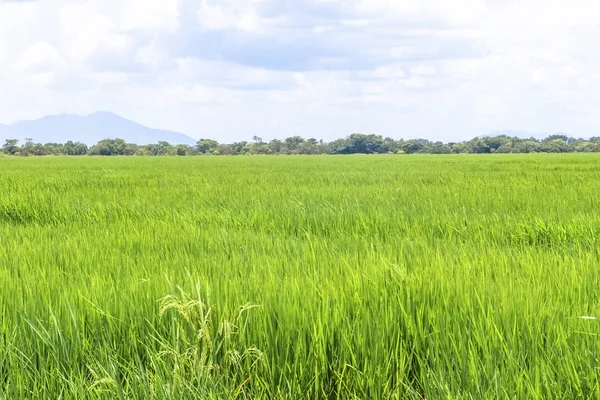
[3,134,600,156]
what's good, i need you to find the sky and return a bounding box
[0,0,599,142]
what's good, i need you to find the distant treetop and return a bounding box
[3,133,600,156]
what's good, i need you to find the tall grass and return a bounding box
[1,154,600,398]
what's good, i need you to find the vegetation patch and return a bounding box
[1,154,600,398]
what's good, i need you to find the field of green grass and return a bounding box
[1,154,600,399]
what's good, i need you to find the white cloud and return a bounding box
[120,0,180,32]
[16,42,67,72]
[59,3,128,65]
[409,65,435,76]
[197,0,267,32]
[0,0,599,141]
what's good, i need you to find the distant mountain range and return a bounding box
[0,113,577,147]
[0,112,197,146]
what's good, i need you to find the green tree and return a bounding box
[175,144,188,156]
[483,136,511,152]
[400,140,426,154]
[383,137,398,153]
[64,141,89,155]
[344,134,386,154]
[430,141,451,154]
[232,141,250,155]
[513,140,540,153]
[21,139,52,156]
[540,139,569,153]
[88,138,134,156]
[43,142,64,155]
[268,139,284,154]
[2,139,20,155]
[574,141,600,152]
[284,136,305,154]
[196,139,219,154]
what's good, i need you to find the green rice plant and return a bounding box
[0,154,600,398]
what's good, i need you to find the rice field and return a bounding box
[1,154,600,399]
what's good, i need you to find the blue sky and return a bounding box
[0,0,599,142]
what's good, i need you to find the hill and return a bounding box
[0,112,197,146]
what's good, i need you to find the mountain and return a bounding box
[0,112,197,146]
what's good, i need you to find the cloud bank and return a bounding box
[1,0,599,141]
